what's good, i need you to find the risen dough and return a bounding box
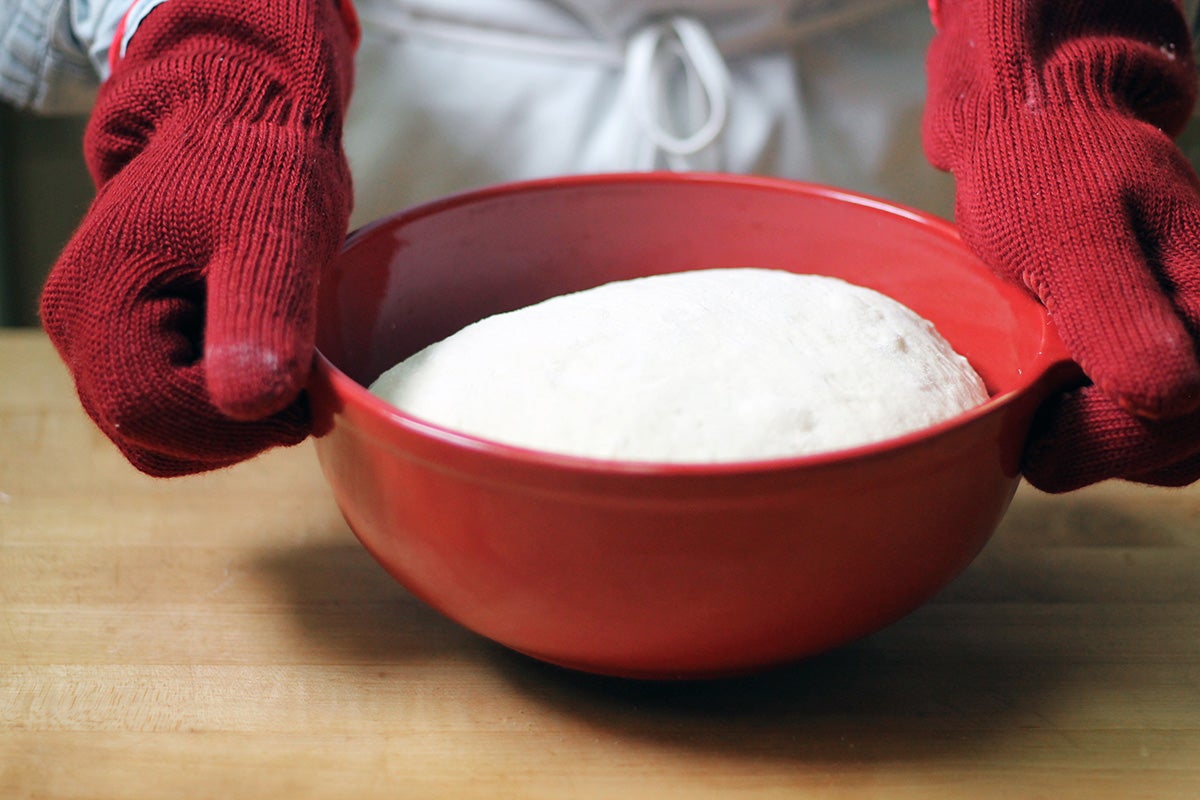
[369,268,988,462]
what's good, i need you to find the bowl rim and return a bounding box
[313,171,1080,478]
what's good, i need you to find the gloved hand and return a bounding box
[923,0,1200,492]
[40,0,358,476]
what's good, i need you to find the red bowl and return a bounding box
[309,172,1079,679]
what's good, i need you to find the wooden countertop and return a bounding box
[3,328,1199,799]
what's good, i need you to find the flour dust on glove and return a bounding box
[924,0,1200,492]
[40,0,358,476]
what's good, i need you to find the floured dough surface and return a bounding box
[369,268,988,462]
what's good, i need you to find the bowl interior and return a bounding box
[316,173,1063,433]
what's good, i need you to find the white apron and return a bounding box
[343,0,952,228]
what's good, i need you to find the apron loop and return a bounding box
[623,16,731,168]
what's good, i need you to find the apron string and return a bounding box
[624,16,729,168]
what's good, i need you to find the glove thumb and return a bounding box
[204,231,323,421]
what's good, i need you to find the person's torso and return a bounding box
[343,0,950,226]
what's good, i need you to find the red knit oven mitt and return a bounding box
[924,0,1200,492]
[40,0,358,476]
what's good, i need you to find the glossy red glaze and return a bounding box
[309,173,1079,679]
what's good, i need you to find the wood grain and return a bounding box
[3,329,1199,799]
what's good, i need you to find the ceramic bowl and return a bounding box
[309,173,1078,679]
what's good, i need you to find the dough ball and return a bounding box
[368,268,988,462]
